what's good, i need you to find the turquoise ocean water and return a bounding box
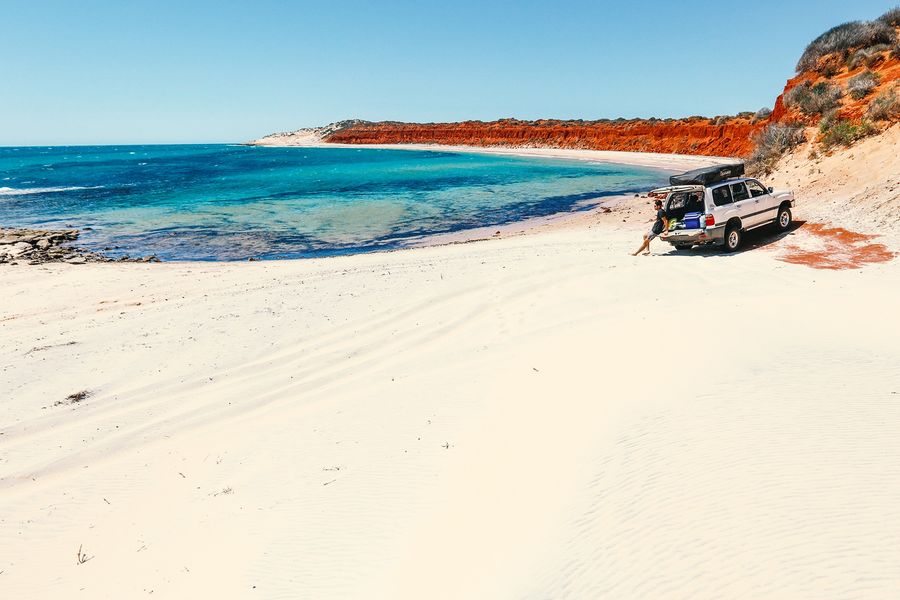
[0,145,668,261]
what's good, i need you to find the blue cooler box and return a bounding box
[682,212,703,229]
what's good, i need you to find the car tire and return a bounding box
[674,243,692,250]
[724,225,741,252]
[774,205,792,232]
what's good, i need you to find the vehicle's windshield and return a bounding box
[747,180,767,197]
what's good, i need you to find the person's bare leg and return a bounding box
[632,236,650,256]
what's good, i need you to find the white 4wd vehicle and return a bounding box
[652,164,795,252]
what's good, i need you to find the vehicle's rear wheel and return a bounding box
[674,243,692,250]
[724,226,741,252]
[775,205,792,232]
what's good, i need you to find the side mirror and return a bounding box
[767,186,774,194]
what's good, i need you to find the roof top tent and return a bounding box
[669,163,745,187]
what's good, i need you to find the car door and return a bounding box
[728,181,761,227]
[746,179,777,224]
[709,183,737,226]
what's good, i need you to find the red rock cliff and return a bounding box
[324,118,762,158]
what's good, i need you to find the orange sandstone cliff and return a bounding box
[323,117,762,157]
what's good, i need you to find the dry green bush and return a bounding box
[747,122,806,174]
[784,81,843,115]
[819,113,878,149]
[866,85,900,121]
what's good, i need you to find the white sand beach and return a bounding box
[3,142,900,599]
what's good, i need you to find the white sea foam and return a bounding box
[0,185,102,196]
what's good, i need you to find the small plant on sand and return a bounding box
[866,85,900,121]
[53,390,92,407]
[847,70,881,100]
[785,81,843,116]
[747,122,806,174]
[819,113,878,149]
[797,20,897,72]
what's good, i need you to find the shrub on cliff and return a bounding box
[747,122,806,174]
[866,86,900,121]
[847,70,881,99]
[784,81,843,116]
[751,107,772,123]
[879,7,900,27]
[796,20,896,72]
[846,44,891,70]
[819,113,878,149]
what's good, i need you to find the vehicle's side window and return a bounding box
[711,185,732,206]
[746,180,767,198]
[730,182,750,202]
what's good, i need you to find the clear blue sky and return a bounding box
[2,0,895,145]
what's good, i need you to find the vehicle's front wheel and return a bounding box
[674,243,693,250]
[724,226,742,252]
[775,205,792,232]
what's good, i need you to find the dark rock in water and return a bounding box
[0,226,162,265]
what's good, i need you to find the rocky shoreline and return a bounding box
[0,227,159,265]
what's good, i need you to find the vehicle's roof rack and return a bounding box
[669,163,745,186]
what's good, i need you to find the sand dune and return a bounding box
[3,204,900,598]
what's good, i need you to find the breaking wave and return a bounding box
[0,185,102,196]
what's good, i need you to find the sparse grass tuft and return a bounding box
[847,70,881,100]
[797,20,896,72]
[747,122,806,174]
